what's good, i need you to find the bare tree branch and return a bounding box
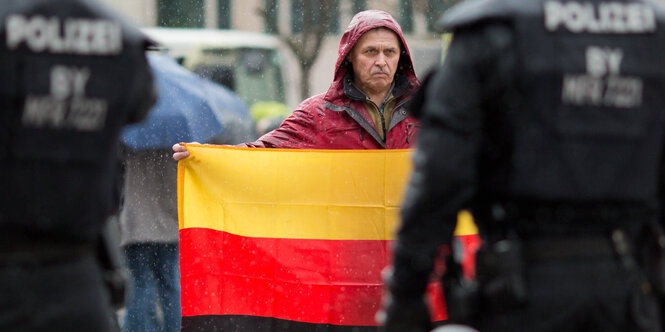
[257,0,337,99]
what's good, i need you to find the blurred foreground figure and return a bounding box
[0,0,155,330]
[384,0,665,331]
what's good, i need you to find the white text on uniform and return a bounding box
[5,15,122,55]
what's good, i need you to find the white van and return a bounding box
[141,27,295,112]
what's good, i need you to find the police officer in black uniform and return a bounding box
[0,0,155,330]
[382,0,665,331]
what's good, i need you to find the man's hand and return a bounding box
[172,143,196,161]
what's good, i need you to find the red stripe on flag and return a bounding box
[179,227,447,326]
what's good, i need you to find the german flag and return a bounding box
[178,145,475,331]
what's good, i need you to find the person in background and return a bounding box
[119,149,181,332]
[120,95,254,332]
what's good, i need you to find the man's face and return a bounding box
[347,28,401,96]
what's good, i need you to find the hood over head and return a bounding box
[325,9,420,102]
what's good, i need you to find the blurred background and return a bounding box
[99,0,455,114]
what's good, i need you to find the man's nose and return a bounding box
[375,53,387,66]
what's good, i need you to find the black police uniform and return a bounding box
[386,0,665,331]
[0,0,155,330]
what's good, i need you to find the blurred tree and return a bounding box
[257,0,338,100]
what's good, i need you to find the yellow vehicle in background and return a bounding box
[141,27,293,121]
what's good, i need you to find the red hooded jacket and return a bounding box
[241,10,421,149]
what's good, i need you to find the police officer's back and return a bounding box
[384,0,665,331]
[0,0,155,330]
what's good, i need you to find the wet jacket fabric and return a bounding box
[240,10,421,149]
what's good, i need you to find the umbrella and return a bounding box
[121,53,250,149]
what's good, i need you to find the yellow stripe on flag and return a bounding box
[178,145,414,240]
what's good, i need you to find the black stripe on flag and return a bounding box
[182,315,382,332]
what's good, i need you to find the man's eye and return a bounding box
[366,49,377,54]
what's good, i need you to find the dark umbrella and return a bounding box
[121,53,251,149]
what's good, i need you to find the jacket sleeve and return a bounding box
[390,23,516,299]
[239,107,317,149]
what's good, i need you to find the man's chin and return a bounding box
[367,78,391,88]
[370,82,391,92]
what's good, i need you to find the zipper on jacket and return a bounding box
[359,128,364,141]
[336,102,385,148]
[379,104,386,142]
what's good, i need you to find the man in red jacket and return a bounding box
[173,9,420,159]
